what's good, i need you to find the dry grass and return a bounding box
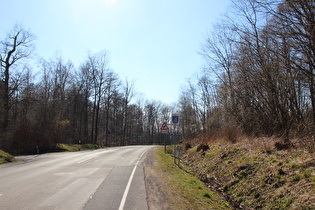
[181,137,315,209]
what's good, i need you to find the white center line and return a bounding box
[77,157,94,164]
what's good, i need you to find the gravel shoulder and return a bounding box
[143,148,169,210]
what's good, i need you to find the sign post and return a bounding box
[171,114,179,164]
[160,122,169,153]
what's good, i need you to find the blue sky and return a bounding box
[1,0,230,104]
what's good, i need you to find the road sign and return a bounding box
[172,114,179,124]
[160,122,169,130]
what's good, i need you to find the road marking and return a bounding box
[118,150,147,210]
[139,150,146,159]
[77,157,94,164]
[118,164,137,210]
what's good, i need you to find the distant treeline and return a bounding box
[0,27,176,154]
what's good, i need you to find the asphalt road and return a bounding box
[0,145,155,210]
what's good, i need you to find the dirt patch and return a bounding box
[143,148,169,210]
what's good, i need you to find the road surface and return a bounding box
[0,146,155,210]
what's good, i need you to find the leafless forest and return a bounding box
[1,0,314,154]
[182,0,315,144]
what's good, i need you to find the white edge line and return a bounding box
[118,164,137,210]
[118,150,147,210]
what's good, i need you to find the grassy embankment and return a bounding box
[180,138,315,209]
[0,150,15,164]
[154,146,230,209]
[56,143,104,152]
[154,137,315,209]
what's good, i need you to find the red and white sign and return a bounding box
[160,122,169,130]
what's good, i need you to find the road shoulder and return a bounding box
[143,148,169,210]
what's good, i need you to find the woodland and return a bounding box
[1,0,315,154]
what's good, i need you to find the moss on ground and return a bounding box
[56,143,104,152]
[0,150,15,164]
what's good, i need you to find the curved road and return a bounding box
[0,146,155,210]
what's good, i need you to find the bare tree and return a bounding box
[143,100,162,144]
[121,79,135,145]
[178,89,198,138]
[76,63,94,143]
[277,0,315,125]
[103,71,120,146]
[86,51,111,144]
[197,73,217,133]
[197,0,315,138]
[0,25,35,132]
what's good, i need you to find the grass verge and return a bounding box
[0,150,15,164]
[154,146,230,209]
[182,141,315,209]
[56,143,104,152]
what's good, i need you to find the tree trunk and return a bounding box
[2,65,10,132]
[310,76,315,125]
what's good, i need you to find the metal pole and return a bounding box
[173,124,176,164]
[164,133,166,153]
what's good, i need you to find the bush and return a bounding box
[298,137,315,153]
[9,124,55,155]
[221,125,242,143]
[197,144,210,152]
